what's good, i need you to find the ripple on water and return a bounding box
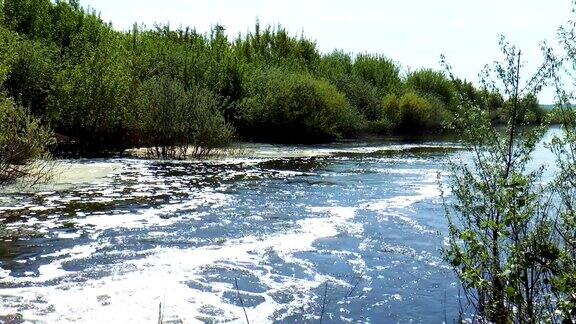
[0,142,465,322]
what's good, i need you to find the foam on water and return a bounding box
[0,203,365,322]
[0,141,466,322]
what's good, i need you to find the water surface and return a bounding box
[0,131,559,323]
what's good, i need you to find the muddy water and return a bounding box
[0,137,548,323]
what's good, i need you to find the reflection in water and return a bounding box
[0,140,497,323]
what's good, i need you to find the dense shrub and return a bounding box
[520,94,547,124]
[317,51,382,121]
[381,93,401,126]
[397,92,432,132]
[316,50,353,84]
[2,36,56,116]
[239,68,363,142]
[234,22,320,70]
[0,94,54,184]
[353,54,402,95]
[382,92,448,133]
[366,118,393,135]
[405,69,456,108]
[487,94,547,125]
[48,38,132,149]
[134,75,234,159]
[2,0,53,39]
[0,0,550,155]
[335,75,382,121]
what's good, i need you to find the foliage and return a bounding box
[405,68,456,109]
[441,38,558,322]
[0,0,551,155]
[1,31,56,116]
[0,94,54,184]
[316,51,383,121]
[239,68,363,143]
[382,92,448,133]
[549,100,576,320]
[547,17,576,320]
[353,53,402,95]
[48,31,132,150]
[134,75,234,159]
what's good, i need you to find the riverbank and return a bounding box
[0,0,551,166]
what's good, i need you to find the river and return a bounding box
[0,129,561,323]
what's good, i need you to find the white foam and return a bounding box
[0,225,345,322]
[0,203,363,323]
[360,172,442,233]
[0,148,453,322]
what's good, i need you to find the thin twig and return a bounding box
[444,289,448,324]
[235,278,250,324]
[320,282,328,324]
[345,277,362,298]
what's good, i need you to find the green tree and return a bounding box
[547,17,576,320]
[135,75,233,159]
[442,37,557,322]
[405,68,456,109]
[353,53,401,95]
[239,68,363,143]
[381,92,448,134]
[2,36,57,116]
[0,62,54,185]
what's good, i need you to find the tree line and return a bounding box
[0,0,548,163]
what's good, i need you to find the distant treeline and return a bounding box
[0,0,549,157]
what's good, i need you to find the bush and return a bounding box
[0,0,539,149]
[398,92,432,131]
[134,75,234,159]
[488,94,546,125]
[353,54,401,94]
[2,36,57,116]
[335,74,382,121]
[366,118,393,135]
[0,95,54,185]
[316,50,353,84]
[442,37,560,322]
[405,69,456,108]
[239,68,364,143]
[382,92,448,133]
[48,36,132,150]
[317,51,382,121]
[382,93,400,123]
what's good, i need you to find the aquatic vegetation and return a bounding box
[134,75,234,159]
[382,92,449,134]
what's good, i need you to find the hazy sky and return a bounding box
[81,0,573,103]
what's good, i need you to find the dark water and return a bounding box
[0,131,559,323]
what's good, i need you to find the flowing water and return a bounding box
[0,130,560,323]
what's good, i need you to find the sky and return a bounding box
[81,0,574,103]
